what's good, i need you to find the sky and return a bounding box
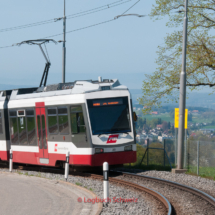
[0,0,174,90]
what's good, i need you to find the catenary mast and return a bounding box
[177,0,188,170]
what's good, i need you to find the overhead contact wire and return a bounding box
[0,0,131,33]
[121,0,140,15]
[44,19,115,39]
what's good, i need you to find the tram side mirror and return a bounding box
[133,112,138,121]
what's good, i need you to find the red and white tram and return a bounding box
[0,78,136,167]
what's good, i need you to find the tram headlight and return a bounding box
[124,145,132,151]
[95,148,104,154]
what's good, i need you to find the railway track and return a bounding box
[0,163,172,215]
[1,163,215,214]
[110,170,215,214]
[88,173,173,215]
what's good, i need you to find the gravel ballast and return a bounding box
[140,170,215,199]
[0,168,164,215]
[116,168,215,215]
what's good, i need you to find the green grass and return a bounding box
[201,125,215,129]
[192,115,215,124]
[17,171,23,175]
[75,182,82,186]
[142,113,174,123]
[124,144,215,181]
[187,166,215,179]
[186,171,215,181]
[140,112,215,125]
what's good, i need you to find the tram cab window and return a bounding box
[9,110,19,145]
[87,97,131,135]
[70,106,87,145]
[0,111,2,134]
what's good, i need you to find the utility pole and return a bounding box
[176,0,188,172]
[62,0,66,83]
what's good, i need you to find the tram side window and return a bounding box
[26,109,37,146]
[17,110,27,145]
[58,107,69,134]
[0,111,2,134]
[47,108,58,134]
[9,110,19,145]
[70,106,85,134]
[18,117,27,145]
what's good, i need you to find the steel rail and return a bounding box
[89,173,173,215]
[111,170,215,208]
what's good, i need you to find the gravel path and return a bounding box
[0,168,162,215]
[115,168,215,215]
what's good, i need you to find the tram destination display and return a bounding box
[93,98,123,107]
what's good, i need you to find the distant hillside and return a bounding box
[130,89,215,109]
[0,84,33,91]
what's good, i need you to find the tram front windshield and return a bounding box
[87,97,131,135]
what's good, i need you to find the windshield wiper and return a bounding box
[98,133,109,137]
[98,132,129,137]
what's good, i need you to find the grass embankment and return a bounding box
[186,166,215,180]
[123,144,215,181]
[123,143,174,172]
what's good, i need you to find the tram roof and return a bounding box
[0,79,129,100]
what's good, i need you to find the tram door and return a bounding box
[36,103,48,159]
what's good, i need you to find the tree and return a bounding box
[162,121,168,131]
[136,117,145,129]
[168,122,171,129]
[188,113,192,122]
[169,110,174,119]
[143,123,150,134]
[139,1,215,112]
[150,118,160,128]
[171,126,175,135]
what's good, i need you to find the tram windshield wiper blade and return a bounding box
[98,132,129,137]
[98,133,109,137]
